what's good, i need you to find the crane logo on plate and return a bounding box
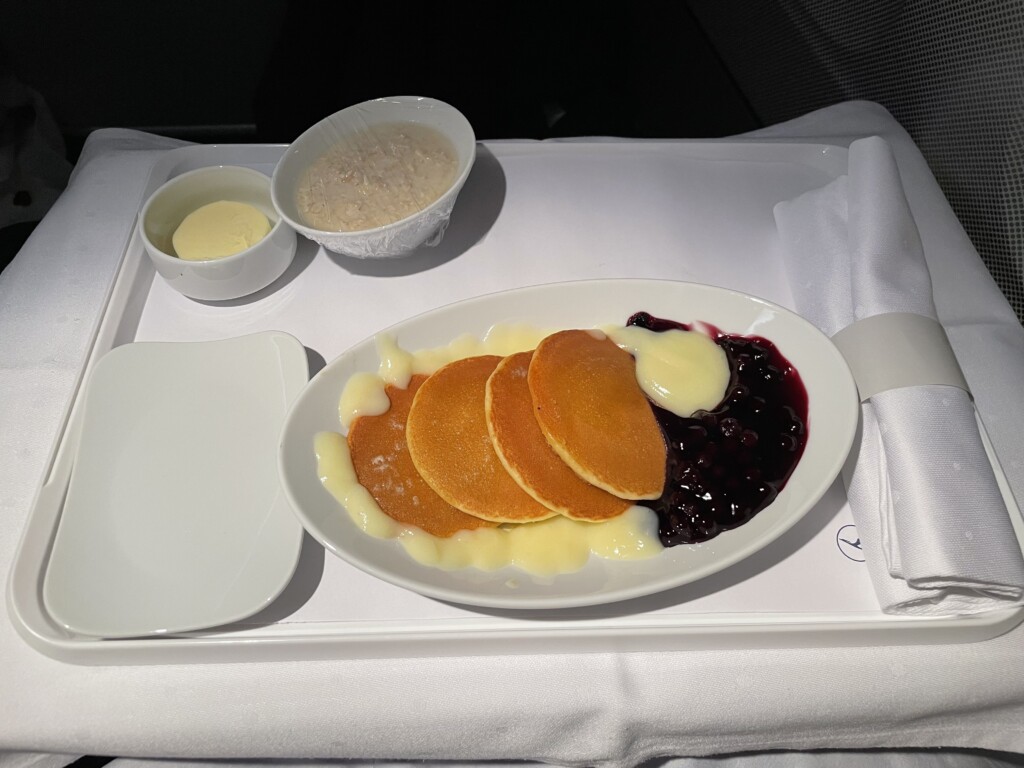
[836,524,865,562]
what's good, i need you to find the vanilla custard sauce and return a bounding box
[319,321,728,577]
[604,325,729,417]
[316,431,660,576]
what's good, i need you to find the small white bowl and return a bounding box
[271,96,476,259]
[140,165,297,301]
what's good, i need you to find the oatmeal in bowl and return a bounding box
[271,96,476,259]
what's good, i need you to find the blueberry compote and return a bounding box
[627,312,809,546]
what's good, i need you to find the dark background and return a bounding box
[4,2,1022,318]
[0,1,759,271]
[2,2,758,150]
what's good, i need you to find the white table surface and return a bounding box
[3,100,1024,765]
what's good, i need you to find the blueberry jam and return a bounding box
[627,312,809,547]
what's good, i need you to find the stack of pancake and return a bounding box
[347,329,667,537]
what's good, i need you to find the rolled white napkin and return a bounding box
[774,135,1024,615]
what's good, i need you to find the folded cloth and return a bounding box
[774,135,1024,615]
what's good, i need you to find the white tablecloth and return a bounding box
[3,101,1024,765]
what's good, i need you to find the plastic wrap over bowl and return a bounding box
[271,96,476,259]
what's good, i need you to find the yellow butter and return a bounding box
[172,200,271,261]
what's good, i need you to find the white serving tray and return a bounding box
[9,141,1024,665]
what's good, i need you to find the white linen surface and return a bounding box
[0,754,79,768]
[4,104,1024,765]
[92,752,1024,768]
[774,135,1024,614]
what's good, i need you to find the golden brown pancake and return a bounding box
[528,330,666,500]
[406,356,556,523]
[486,351,631,521]
[347,375,495,537]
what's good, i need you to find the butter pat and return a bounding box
[172,200,271,261]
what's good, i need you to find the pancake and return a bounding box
[528,330,666,500]
[406,356,556,523]
[347,375,495,537]
[486,351,631,522]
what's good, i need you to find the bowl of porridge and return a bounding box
[271,96,476,259]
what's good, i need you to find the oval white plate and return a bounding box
[44,332,308,637]
[279,280,859,609]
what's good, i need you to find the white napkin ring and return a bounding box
[831,312,970,401]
